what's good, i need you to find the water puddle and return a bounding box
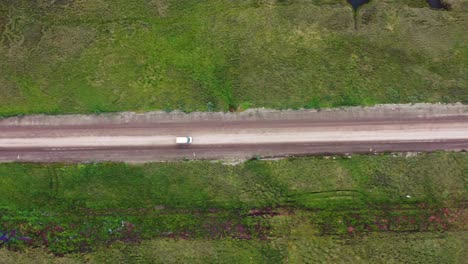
[426,0,447,9]
[347,0,370,11]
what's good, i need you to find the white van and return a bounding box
[176,136,193,144]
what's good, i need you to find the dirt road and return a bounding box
[1,105,467,162]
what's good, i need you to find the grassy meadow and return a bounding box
[1,0,467,262]
[1,232,466,263]
[0,0,467,116]
[0,152,466,262]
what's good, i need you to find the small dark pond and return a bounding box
[348,0,447,10]
[347,0,370,10]
[426,0,447,9]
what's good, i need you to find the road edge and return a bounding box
[1,103,467,126]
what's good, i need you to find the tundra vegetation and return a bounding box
[0,152,466,262]
[1,0,467,262]
[0,0,467,116]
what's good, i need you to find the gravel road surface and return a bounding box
[1,105,467,162]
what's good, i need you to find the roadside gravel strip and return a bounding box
[0,104,467,162]
[1,103,466,126]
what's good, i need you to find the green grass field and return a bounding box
[1,232,466,263]
[0,152,466,261]
[1,1,467,262]
[1,0,467,116]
